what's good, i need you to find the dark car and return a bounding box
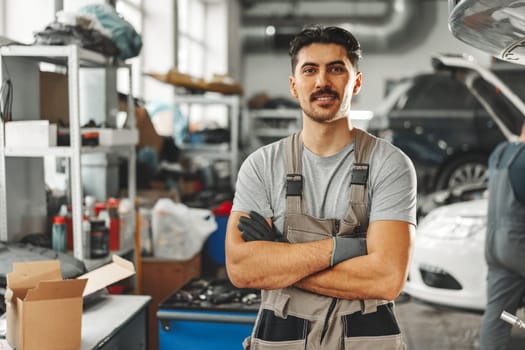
[369,60,525,194]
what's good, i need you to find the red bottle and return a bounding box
[108,198,120,251]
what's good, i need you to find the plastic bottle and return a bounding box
[83,195,96,259]
[118,198,133,249]
[85,195,96,218]
[82,214,92,259]
[64,205,74,250]
[90,219,109,258]
[107,198,120,251]
[51,216,67,253]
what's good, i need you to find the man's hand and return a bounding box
[237,211,286,242]
[237,211,366,264]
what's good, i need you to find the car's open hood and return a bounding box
[449,0,525,65]
[432,54,524,141]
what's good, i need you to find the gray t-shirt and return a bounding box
[233,134,417,232]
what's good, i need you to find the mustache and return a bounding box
[310,88,339,101]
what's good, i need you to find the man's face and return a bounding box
[289,43,362,123]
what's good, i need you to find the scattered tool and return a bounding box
[501,311,525,329]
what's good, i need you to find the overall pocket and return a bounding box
[286,226,331,244]
[251,309,308,350]
[341,303,405,350]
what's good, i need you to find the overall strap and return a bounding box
[285,132,304,215]
[506,143,525,167]
[345,128,377,232]
[492,142,508,168]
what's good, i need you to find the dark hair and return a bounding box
[289,25,362,73]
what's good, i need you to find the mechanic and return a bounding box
[225,25,417,349]
[480,120,525,350]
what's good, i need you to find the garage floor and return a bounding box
[395,294,525,349]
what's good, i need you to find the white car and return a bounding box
[403,54,524,310]
[405,197,488,310]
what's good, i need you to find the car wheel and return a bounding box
[435,154,488,191]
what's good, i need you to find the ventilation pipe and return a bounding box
[241,0,419,52]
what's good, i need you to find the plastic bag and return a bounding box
[152,199,217,260]
[33,21,119,58]
[78,4,142,60]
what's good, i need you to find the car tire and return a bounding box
[435,154,488,191]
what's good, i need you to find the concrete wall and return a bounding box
[241,1,492,112]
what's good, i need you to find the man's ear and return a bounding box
[289,76,298,99]
[353,71,363,95]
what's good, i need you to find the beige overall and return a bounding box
[244,129,405,350]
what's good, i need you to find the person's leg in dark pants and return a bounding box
[480,265,524,350]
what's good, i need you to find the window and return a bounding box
[402,75,479,111]
[115,0,144,97]
[176,0,228,79]
[177,0,206,78]
[496,70,525,100]
[472,75,524,135]
[1,0,230,135]
[176,0,229,132]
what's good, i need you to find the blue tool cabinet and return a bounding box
[157,279,259,350]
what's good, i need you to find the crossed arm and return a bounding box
[225,210,415,301]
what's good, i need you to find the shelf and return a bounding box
[0,45,118,67]
[178,143,233,160]
[0,44,137,265]
[255,129,295,138]
[3,146,74,157]
[172,95,240,189]
[248,108,302,150]
[179,151,233,161]
[2,145,136,157]
[250,108,301,119]
[172,94,240,106]
[178,143,229,152]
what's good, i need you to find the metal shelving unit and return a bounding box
[249,108,302,149]
[0,45,137,262]
[172,94,240,189]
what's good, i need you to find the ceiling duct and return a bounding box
[241,0,419,53]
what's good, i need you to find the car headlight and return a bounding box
[418,213,486,240]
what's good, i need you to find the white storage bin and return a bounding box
[5,120,57,147]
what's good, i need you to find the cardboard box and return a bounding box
[135,105,163,156]
[78,255,135,297]
[5,255,135,350]
[117,98,164,156]
[40,71,69,126]
[5,120,57,148]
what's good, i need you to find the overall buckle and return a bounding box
[286,174,303,196]
[351,163,369,185]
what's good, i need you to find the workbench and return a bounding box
[0,294,151,350]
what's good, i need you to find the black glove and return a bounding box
[330,236,367,267]
[238,211,286,242]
